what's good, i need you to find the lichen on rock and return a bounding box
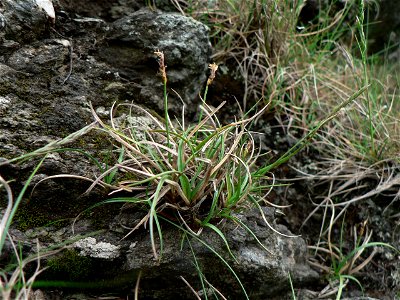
[74,237,120,259]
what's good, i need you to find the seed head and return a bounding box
[207,62,218,86]
[154,50,167,84]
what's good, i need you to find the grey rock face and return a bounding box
[0,0,49,47]
[0,4,211,161]
[74,237,120,259]
[100,8,211,113]
[37,208,317,299]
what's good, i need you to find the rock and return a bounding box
[0,0,49,48]
[34,208,317,299]
[0,3,212,221]
[1,207,318,299]
[74,237,120,259]
[55,0,143,21]
[29,289,47,300]
[0,4,211,160]
[7,41,69,74]
[99,8,211,114]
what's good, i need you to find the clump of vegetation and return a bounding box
[77,45,371,299]
[85,52,276,260]
[170,0,400,297]
[1,0,399,299]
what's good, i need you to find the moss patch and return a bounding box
[15,206,51,231]
[46,249,93,281]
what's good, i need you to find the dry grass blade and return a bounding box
[1,237,64,300]
[32,174,112,198]
[89,103,164,171]
[188,101,226,139]
[0,176,13,247]
[300,161,400,234]
[180,276,202,300]
[317,279,348,299]
[0,122,97,166]
[121,214,150,241]
[134,271,142,300]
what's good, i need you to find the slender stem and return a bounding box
[198,85,209,123]
[357,0,375,158]
[163,79,172,162]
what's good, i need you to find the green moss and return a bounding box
[46,249,93,281]
[15,206,49,231]
[14,203,71,231]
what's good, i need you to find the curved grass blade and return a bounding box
[162,217,250,300]
[225,215,274,256]
[149,177,169,260]
[203,223,238,263]
[336,242,398,273]
[0,156,46,255]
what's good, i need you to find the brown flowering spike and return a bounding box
[207,62,218,86]
[154,50,167,84]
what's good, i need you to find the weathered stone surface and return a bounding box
[0,3,212,273]
[22,207,318,299]
[55,0,143,21]
[0,1,212,203]
[0,2,211,162]
[99,8,211,113]
[74,237,120,259]
[0,0,49,47]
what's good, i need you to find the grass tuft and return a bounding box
[87,53,274,259]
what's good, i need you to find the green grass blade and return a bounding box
[0,156,46,255]
[338,274,363,297]
[185,233,208,300]
[337,242,398,272]
[177,139,186,173]
[255,85,369,176]
[288,271,296,300]
[203,223,238,263]
[105,146,125,184]
[201,183,223,225]
[336,275,345,300]
[162,217,250,300]
[179,173,191,201]
[149,177,168,260]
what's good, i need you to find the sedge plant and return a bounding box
[307,204,398,299]
[73,48,370,300]
[84,51,277,260]
[0,1,396,298]
[0,51,370,298]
